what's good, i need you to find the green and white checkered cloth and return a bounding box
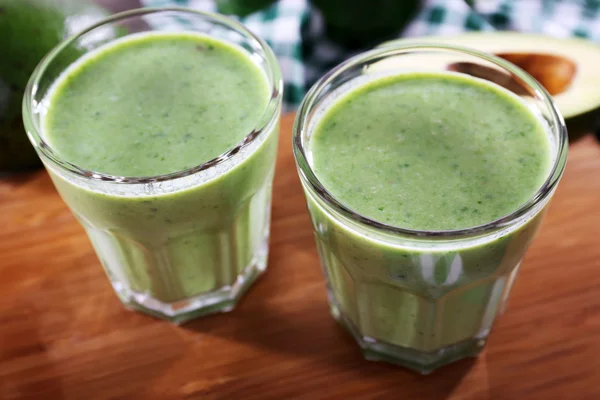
[142,0,600,111]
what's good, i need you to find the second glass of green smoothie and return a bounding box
[293,44,567,373]
[23,8,282,323]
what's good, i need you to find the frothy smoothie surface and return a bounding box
[309,72,552,231]
[43,32,270,177]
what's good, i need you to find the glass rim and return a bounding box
[293,43,568,239]
[22,7,282,184]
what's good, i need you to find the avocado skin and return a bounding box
[565,108,600,141]
[0,0,110,173]
[216,0,277,17]
[311,0,420,48]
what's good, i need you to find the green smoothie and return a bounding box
[303,72,552,370]
[44,32,270,176]
[40,32,279,321]
[311,73,551,230]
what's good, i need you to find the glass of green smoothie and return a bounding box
[293,44,567,373]
[23,8,282,323]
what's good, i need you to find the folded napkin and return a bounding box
[142,0,600,110]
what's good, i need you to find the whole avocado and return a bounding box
[0,0,111,172]
[311,0,420,48]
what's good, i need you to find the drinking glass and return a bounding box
[23,8,282,323]
[293,44,567,373]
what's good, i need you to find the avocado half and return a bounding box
[375,32,600,139]
[0,0,112,173]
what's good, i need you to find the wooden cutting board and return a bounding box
[1,114,600,400]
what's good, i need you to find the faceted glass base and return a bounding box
[329,298,486,374]
[112,242,268,324]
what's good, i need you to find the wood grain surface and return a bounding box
[1,114,600,400]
